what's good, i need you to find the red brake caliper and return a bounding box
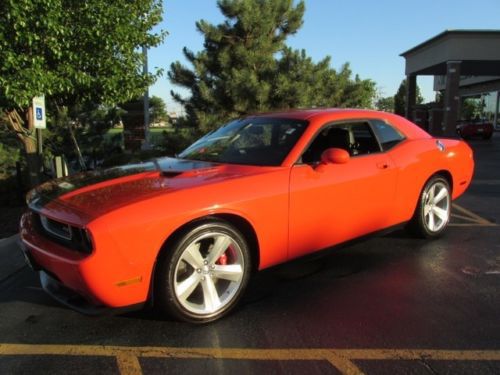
[216,253,228,265]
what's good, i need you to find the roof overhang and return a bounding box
[401,30,500,76]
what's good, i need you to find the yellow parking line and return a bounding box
[116,353,142,375]
[452,204,494,225]
[2,344,500,375]
[340,349,500,361]
[451,213,479,221]
[321,350,366,375]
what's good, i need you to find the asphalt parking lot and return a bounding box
[1,134,499,374]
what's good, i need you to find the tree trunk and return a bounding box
[4,107,41,189]
[67,121,86,171]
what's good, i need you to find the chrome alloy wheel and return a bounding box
[423,181,450,232]
[173,232,245,315]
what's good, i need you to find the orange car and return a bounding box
[20,109,474,322]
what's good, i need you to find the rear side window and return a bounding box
[371,120,405,151]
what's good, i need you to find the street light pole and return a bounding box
[142,45,151,150]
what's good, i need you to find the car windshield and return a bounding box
[178,117,308,166]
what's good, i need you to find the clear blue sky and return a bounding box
[148,0,500,113]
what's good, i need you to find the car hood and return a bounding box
[27,157,267,225]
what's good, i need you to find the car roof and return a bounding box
[246,108,431,141]
[248,108,389,120]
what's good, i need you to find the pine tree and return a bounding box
[170,0,304,131]
[169,0,376,131]
[394,78,424,116]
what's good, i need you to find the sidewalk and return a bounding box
[0,234,26,282]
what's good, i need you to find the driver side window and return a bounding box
[301,122,381,164]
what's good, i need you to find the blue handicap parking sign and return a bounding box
[36,107,43,121]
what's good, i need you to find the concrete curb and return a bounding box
[0,234,26,282]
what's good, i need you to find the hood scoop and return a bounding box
[161,170,184,178]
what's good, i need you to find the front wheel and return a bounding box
[154,220,251,323]
[408,176,451,238]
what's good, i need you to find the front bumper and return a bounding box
[39,270,144,315]
[19,239,143,315]
[19,211,150,311]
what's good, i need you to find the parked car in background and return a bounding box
[456,119,494,140]
[20,109,474,323]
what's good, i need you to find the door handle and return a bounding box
[377,162,389,170]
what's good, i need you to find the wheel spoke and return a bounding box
[433,187,448,204]
[424,204,431,216]
[181,242,204,269]
[176,272,201,302]
[213,264,243,282]
[428,185,435,202]
[433,206,449,222]
[207,235,231,264]
[424,192,430,205]
[201,276,221,311]
[428,211,435,230]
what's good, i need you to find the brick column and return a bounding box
[443,61,462,137]
[405,74,417,120]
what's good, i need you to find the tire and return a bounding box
[154,220,251,323]
[408,176,451,238]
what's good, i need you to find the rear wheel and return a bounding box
[155,220,251,323]
[409,176,451,238]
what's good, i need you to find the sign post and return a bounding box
[32,96,46,157]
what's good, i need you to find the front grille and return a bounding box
[33,212,93,255]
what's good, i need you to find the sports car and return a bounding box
[456,119,494,140]
[20,109,474,322]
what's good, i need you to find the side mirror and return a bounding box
[320,148,350,165]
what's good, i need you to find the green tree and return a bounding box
[149,96,168,125]
[45,103,125,170]
[376,96,395,112]
[272,48,375,109]
[170,0,375,132]
[0,122,21,179]
[0,0,165,187]
[394,78,424,116]
[169,0,305,131]
[461,97,485,121]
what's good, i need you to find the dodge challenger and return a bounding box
[20,109,474,323]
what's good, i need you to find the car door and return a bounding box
[288,121,398,260]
